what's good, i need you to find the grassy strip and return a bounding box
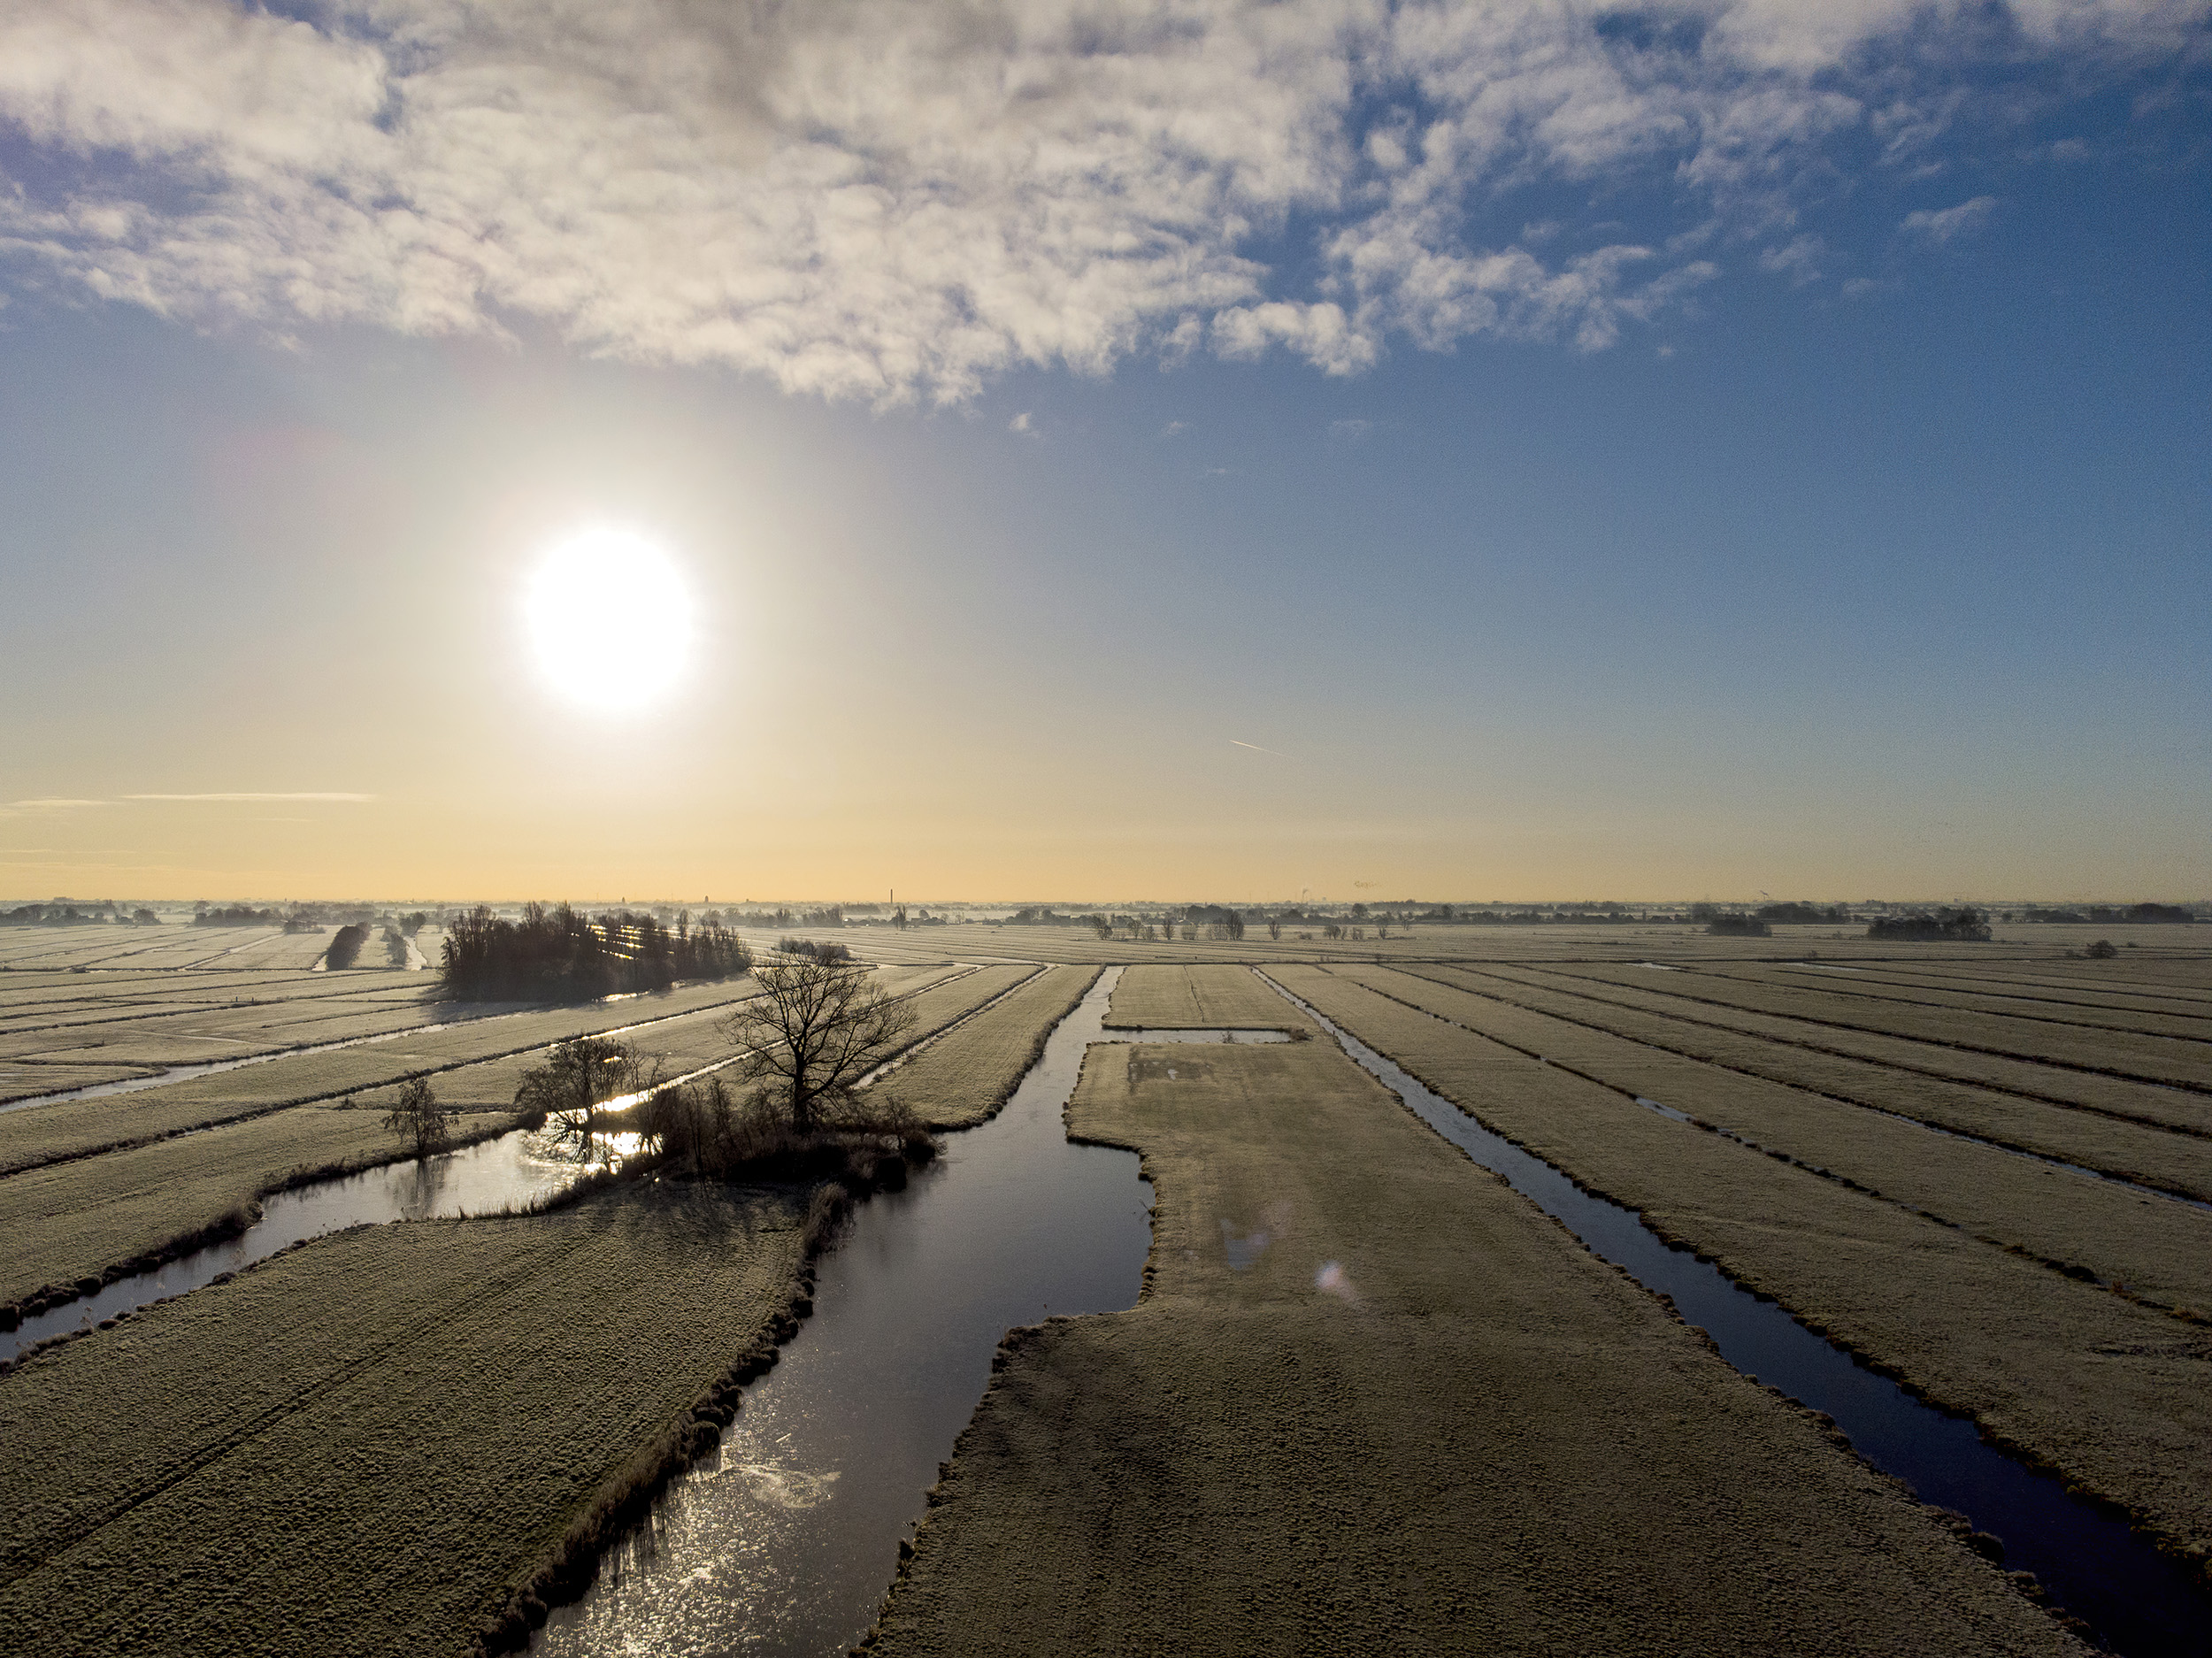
[1344,964,2212,1322]
[1691,962,2212,1043]
[1573,963,2212,1094]
[0,970,387,1023]
[0,1103,521,1318]
[1892,959,2212,1000]
[0,978,790,1177]
[1727,962,2212,1021]
[0,966,1000,1320]
[869,967,1100,1128]
[10,1009,447,1069]
[0,979,439,1041]
[1102,963,1314,1029]
[1271,965,2212,1582]
[864,1036,2079,1655]
[0,1062,163,1101]
[0,1183,812,1658]
[1401,963,2212,1203]
[1481,963,2212,1140]
[2,998,463,1062]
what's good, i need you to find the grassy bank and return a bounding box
[1341,964,2212,1316]
[1483,961,2212,1136]
[864,1036,2077,1655]
[1271,964,2212,1581]
[1102,963,1311,1030]
[0,1182,812,1658]
[0,976,785,1176]
[1406,963,2212,1201]
[872,967,1098,1128]
[0,1101,521,1316]
[0,963,1021,1320]
[1534,963,2212,1102]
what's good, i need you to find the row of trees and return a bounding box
[324,923,371,969]
[1866,908,1993,942]
[195,904,287,926]
[2,902,156,926]
[439,903,750,1002]
[2019,903,2196,924]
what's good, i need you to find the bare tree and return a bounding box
[383,1076,458,1157]
[513,1035,644,1161]
[720,956,917,1135]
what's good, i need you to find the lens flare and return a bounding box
[526,527,693,711]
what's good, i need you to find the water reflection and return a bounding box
[535,969,1155,1658]
[3,1125,594,1362]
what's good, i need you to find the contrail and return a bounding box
[1230,740,1288,757]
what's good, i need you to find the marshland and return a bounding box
[0,906,2208,1656]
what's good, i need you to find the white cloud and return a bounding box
[123,800,376,809]
[1008,411,1033,434]
[0,3,2192,401]
[1901,196,1999,242]
[1758,234,1825,285]
[5,797,106,808]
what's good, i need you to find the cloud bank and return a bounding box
[123,793,377,802]
[0,1,2200,401]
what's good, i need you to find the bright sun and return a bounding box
[526,528,693,711]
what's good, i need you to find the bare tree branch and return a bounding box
[720,956,917,1134]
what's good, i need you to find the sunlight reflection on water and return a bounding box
[534,969,1156,1658]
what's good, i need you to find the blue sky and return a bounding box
[0,2,2205,902]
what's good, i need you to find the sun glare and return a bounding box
[526,528,693,711]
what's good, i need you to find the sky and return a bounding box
[0,0,2206,905]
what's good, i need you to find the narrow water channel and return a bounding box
[1259,972,2212,1658]
[534,969,1157,1658]
[1,1126,593,1362]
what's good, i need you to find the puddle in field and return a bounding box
[1634,1094,1695,1124]
[3,1126,607,1362]
[534,970,1159,1658]
[1259,971,2212,1658]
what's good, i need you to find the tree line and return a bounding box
[439,903,751,1002]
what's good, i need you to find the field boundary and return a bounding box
[1347,967,2211,1325]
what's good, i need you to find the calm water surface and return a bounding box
[535,969,1156,1658]
[2,1127,593,1361]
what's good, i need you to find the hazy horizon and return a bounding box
[6,892,2201,912]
